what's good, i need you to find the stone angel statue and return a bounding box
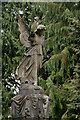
[11,16,50,119]
[16,16,47,85]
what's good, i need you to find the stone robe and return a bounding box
[16,34,45,85]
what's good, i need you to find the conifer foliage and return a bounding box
[2,2,80,120]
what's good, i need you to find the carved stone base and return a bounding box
[11,84,50,119]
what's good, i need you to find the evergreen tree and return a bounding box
[2,2,80,120]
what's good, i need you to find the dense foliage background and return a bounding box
[2,2,80,120]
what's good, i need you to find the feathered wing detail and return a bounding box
[18,16,31,48]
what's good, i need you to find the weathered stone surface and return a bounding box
[11,84,50,119]
[16,17,46,85]
[19,84,44,95]
[11,16,50,119]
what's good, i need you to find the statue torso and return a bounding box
[25,34,44,56]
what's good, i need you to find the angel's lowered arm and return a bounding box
[42,38,47,57]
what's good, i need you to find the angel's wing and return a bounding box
[18,16,31,48]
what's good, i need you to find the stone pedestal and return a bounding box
[11,84,50,119]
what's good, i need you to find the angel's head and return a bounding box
[35,24,46,36]
[34,17,39,22]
